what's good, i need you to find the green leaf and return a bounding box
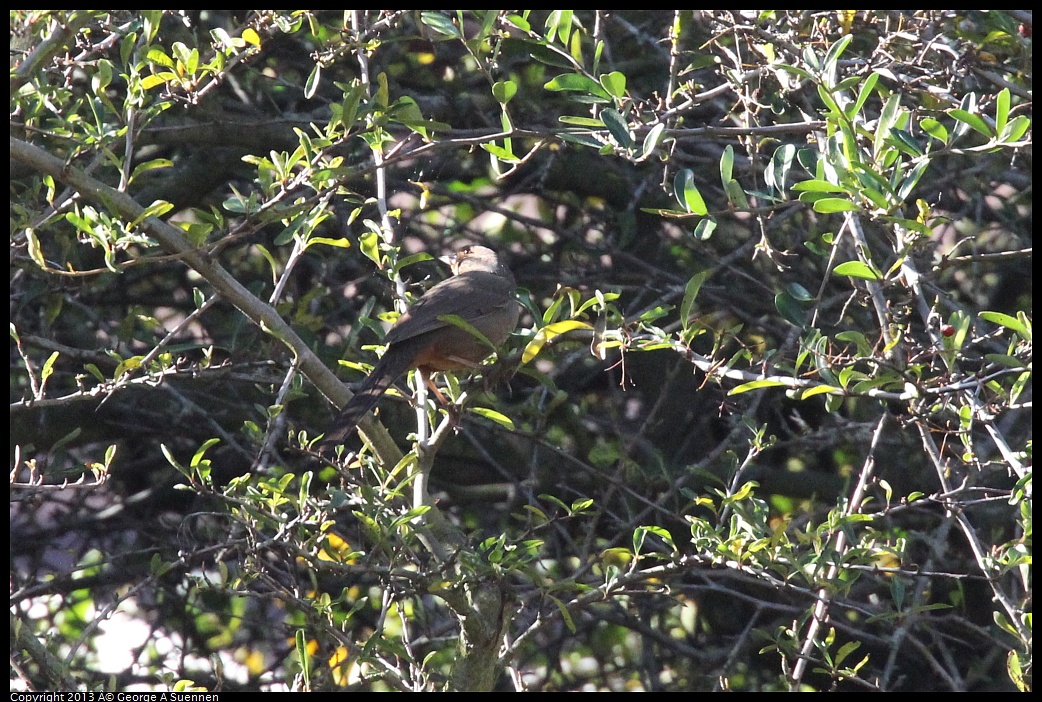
[896,160,930,203]
[723,179,748,209]
[693,217,717,241]
[835,330,873,357]
[492,80,517,104]
[674,169,707,215]
[25,228,46,269]
[359,231,381,265]
[920,118,949,144]
[306,237,352,250]
[786,282,813,302]
[822,34,853,73]
[994,88,1010,135]
[680,271,709,329]
[304,63,321,100]
[766,144,796,193]
[833,260,883,280]
[295,629,311,684]
[544,73,611,99]
[339,84,363,130]
[558,116,605,127]
[419,12,460,38]
[728,379,789,395]
[812,197,859,213]
[642,122,666,159]
[600,108,632,147]
[874,94,901,158]
[522,320,593,364]
[850,72,880,117]
[993,611,1019,639]
[40,351,59,384]
[887,128,923,158]
[633,525,677,555]
[792,179,847,193]
[799,384,841,399]
[549,595,576,633]
[1009,650,1028,692]
[130,200,174,228]
[141,73,175,90]
[544,10,574,45]
[775,291,807,327]
[481,142,519,162]
[190,438,221,467]
[984,354,1026,369]
[161,443,189,478]
[469,407,515,429]
[719,145,734,183]
[949,109,993,138]
[599,71,626,98]
[979,311,1030,339]
[834,640,862,669]
[146,47,174,68]
[130,158,174,183]
[999,115,1030,143]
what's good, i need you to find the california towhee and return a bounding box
[319,245,519,452]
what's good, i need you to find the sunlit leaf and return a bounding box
[833,260,883,280]
[522,320,593,364]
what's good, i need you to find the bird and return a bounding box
[319,245,519,453]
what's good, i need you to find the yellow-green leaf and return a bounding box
[727,379,789,395]
[521,321,593,364]
[833,260,883,280]
[799,384,841,399]
[469,407,515,429]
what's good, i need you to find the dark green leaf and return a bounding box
[775,291,807,327]
[786,282,813,302]
[600,108,633,147]
[419,12,460,38]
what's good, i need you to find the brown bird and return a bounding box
[319,245,519,453]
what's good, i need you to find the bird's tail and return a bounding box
[318,349,412,454]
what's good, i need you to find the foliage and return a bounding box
[11,10,1031,692]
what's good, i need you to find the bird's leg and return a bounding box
[420,369,466,430]
[420,368,452,406]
